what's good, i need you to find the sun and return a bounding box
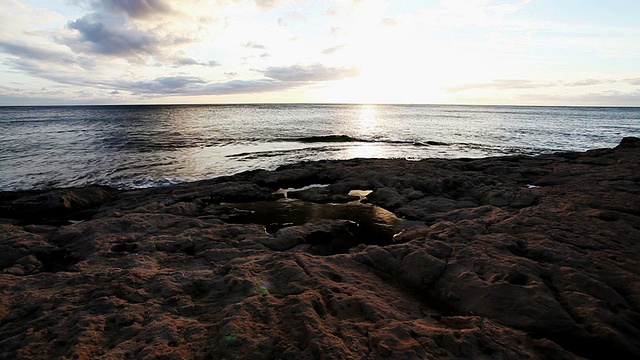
[318,67,447,104]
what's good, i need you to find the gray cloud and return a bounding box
[626,78,640,86]
[255,0,278,10]
[521,90,640,106]
[124,76,207,94]
[96,0,174,18]
[244,41,266,49]
[103,64,360,96]
[263,63,359,82]
[0,38,359,99]
[197,79,296,95]
[447,79,553,92]
[0,94,73,106]
[0,41,98,86]
[66,14,163,57]
[0,52,296,97]
[0,51,357,97]
[5,56,106,89]
[172,57,220,67]
[0,41,84,66]
[322,45,346,55]
[0,41,61,61]
[0,84,80,106]
[111,76,297,96]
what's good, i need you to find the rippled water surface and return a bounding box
[1,104,638,191]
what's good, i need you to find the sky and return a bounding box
[0,0,639,106]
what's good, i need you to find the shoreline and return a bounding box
[1,138,639,358]
[4,104,637,194]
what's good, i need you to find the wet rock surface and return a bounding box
[1,138,639,359]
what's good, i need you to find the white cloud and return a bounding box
[321,45,345,55]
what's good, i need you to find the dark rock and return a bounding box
[367,187,405,209]
[0,138,639,359]
[173,181,280,203]
[0,185,114,220]
[510,191,539,208]
[617,136,640,148]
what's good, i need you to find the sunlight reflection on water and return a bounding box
[347,143,382,158]
[1,104,638,191]
[357,105,379,135]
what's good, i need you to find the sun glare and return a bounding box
[357,104,378,132]
[348,143,381,159]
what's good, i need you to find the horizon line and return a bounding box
[2,102,640,109]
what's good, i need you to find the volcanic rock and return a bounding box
[0,138,639,359]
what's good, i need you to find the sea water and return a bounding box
[0,104,638,191]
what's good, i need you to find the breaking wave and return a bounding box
[281,135,448,146]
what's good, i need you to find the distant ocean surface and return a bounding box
[1,104,638,191]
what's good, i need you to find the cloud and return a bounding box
[447,79,553,92]
[58,1,198,64]
[0,40,99,86]
[111,76,295,96]
[564,79,614,87]
[0,94,68,106]
[0,83,77,106]
[321,45,346,55]
[172,57,219,67]
[263,63,359,82]
[59,63,361,97]
[449,78,625,92]
[626,78,640,86]
[125,75,207,94]
[65,14,164,57]
[244,41,266,49]
[98,0,174,19]
[195,79,295,95]
[381,18,396,26]
[521,90,640,106]
[255,0,278,11]
[108,64,361,96]
[0,40,359,98]
[0,40,82,66]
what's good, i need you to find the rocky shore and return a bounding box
[1,138,639,359]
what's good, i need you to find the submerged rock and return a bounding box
[0,138,639,359]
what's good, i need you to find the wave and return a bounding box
[226,146,345,160]
[281,135,448,146]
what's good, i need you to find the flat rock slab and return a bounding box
[0,138,639,359]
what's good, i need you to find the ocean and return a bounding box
[1,104,638,192]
